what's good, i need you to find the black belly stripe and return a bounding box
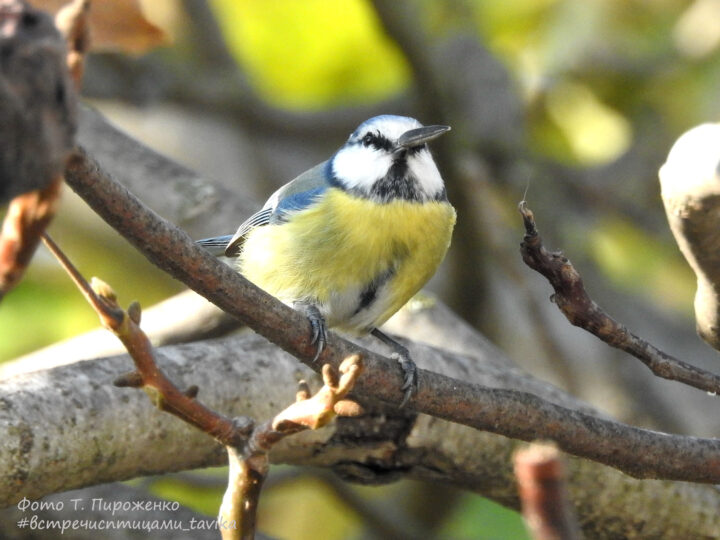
[353,267,395,316]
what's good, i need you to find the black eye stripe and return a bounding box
[359,131,393,152]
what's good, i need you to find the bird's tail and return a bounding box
[196,235,234,257]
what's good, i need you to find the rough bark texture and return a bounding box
[57,146,720,486]
[75,105,255,240]
[1,329,719,539]
[0,483,239,540]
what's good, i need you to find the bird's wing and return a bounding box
[196,234,234,257]
[224,160,331,256]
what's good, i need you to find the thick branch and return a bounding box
[1,334,719,539]
[61,149,720,484]
[519,201,720,395]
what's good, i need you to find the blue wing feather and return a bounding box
[272,186,326,223]
[223,161,331,255]
[196,234,234,257]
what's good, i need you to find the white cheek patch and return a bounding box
[409,150,444,195]
[332,146,392,191]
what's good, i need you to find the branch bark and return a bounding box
[59,147,720,485]
[1,334,718,538]
[519,201,720,395]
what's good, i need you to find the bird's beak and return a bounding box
[396,125,451,150]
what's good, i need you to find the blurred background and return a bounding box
[4,0,720,537]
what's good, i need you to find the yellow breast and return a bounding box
[239,188,456,331]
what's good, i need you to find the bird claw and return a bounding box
[310,315,327,363]
[295,302,327,363]
[391,352,417,408]
[370,328,418,408]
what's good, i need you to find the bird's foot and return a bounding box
[294,302,327,362]
[371,328,417,408]
[392,351,417,408]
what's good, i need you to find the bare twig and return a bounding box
[43,230,363,539]
[221,357,363,540]
[41,232,244,447]
[514,442,581,540]
[61,148,720,484]
[518,201,720,396]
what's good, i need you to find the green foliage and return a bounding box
[0,273,98,361]
[441,493,531,540]
[147,471,225,517]
[0,208,182,363]
[210,0,410,108]
[257,474,359,540]
[589,217,695,314]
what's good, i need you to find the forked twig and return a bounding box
[519,201,720,395]
[42,231,364,540]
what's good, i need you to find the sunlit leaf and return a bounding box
[210,0,410,108]
[590,218,695,314]
[546,81,632,164]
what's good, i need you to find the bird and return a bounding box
[198,115,456,406]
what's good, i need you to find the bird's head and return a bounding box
[329,115,450,202]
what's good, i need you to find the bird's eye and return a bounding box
[362,133,374,147]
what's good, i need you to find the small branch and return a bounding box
[518,201,720,396]
[61,149,720,484]
[221,356,363,540]
[42,232,244,447]
[514,442,581,540]
[41,232,122,325]
[43,231,364,539]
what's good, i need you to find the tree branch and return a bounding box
[519,201,720,395]
[43,230,365,539]
[59,148,720,484]
[1,334,719,538]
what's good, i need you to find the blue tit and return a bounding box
[198,115,455,406]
